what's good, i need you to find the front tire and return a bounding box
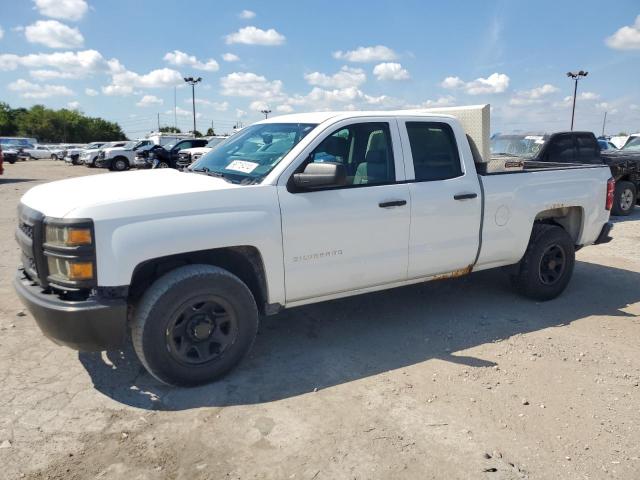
[51,154,58,160]
[111,158,128,171]
[131,265,259,386]
[611,181,636,216]
[510,224,575,301]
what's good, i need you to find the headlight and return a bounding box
[47,257,94,281]
[45,225,92,246]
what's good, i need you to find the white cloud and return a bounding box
[509,84,558,106]
[34,0,88,21]
[239,10,256,19]
[136,95,163,107]
[8,78,74,98]
[25,20,84,49]
[85,87,98,96]
[169,106,201,119]
[222,53,240,62]
[250,100,270,112]
[67,100,80,109]
[441,72,510,95]
[414,96,457,108]
[276,104,294,113]
[225,26,285,46]
[304,66,366,89]
[373,62,410,81]
[220,72,284,101]
[0,50,110,76]
[104,67,183,95]
[0,26,4,40]
[236,109,247,119]
[193,99,229,111]
[102,84,134,96]
[332,45,398,63]
[553,91,601,108]
[580,91,600,100]
[29,69,75,80]
[163,50,219,72]
[606,15,640,50]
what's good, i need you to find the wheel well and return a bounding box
[129,246,268,313]
[534,206,583,244]
[113,155,129,165]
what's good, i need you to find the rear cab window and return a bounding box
[402,121,463,181]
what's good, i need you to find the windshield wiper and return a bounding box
[191,167,237,183]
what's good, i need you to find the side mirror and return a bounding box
[293,162,346,189]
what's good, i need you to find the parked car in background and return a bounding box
[133,143,160,169]
[95,140,153,171]
[21,145,55,160]
[0,145,3,175]
[2,144,19,164]
[13,106,614,386]
[176,136,228,170]
[149,138,209,169]
[597,139,618,151]
[71,141,125,166]
[77,142,107,166]
[145,132,196,146]
[492,131,640,216]
[0,137,37,148]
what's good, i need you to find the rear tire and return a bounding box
[131,265,259,386]
[611,181,636,216]
[510,224,575,301]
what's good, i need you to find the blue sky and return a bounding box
[1,0,639,138]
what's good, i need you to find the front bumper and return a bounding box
[594,222,613,245]
[14,270,127,351]
[94,158,110,168]
[134,157,151,168]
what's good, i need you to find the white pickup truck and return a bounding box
[14,106,614,386]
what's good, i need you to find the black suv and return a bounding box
[150,139,209,169]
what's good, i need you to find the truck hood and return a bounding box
[20,168,239,218]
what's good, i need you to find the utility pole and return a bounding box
[601,111,607,137]
[183,76,202,135]
[566,70,588,131]
[157,113,160,131]
[261,109,272,119]
[174,86,177,131]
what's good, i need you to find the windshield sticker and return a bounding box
[226,160,259,173]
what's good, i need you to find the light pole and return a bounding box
[566,70,588,131]
[183,76,202,135]
[260,109,272,119]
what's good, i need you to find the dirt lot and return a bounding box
[1,160,640,479]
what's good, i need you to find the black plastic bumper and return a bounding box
[14,270,127,351]
[594,222,613,245]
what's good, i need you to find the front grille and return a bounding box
[16,204,47,286]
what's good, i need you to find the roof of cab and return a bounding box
[258,110,457,126]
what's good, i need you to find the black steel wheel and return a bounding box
[132,264,259,386]
[510,224,575,301]
[166,296,239,365]
[538,244,566,285]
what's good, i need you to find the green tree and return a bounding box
[0,103,126,143]
[205,127,215,136]
[159,126,181,133]
[193,130,203,137]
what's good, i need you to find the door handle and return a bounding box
[379,200,407,208]
[453,193,478,200]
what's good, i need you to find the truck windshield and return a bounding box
[190,123,317,184]
[622,137,640,151]
[491,134,546,157]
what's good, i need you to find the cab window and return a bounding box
[405,122,462,181]
[304,122,395,186]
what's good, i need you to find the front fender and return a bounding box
[92,187,285,304]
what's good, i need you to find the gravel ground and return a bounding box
[1,160,640,480]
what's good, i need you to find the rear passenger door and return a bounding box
[398,118,481,278]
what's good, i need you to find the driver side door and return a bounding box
[277,119,411,303]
